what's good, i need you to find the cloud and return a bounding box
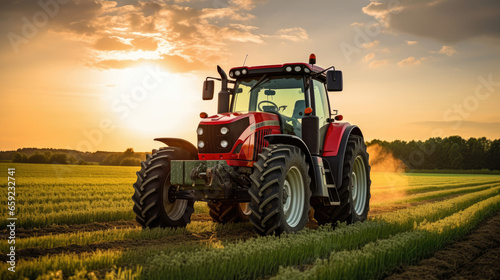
[438,45,457,56]
[0,0,271,71]
[369,59,388,68]
[397,56,423,67]
[275,27,309,42]
[406,40,418,46]
[93,36,133,51]
[362,53,375,62]
[362,40,380,49]
[362,0,500,43]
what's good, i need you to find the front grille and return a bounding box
[253,129,272,161]
[198,118,250,154]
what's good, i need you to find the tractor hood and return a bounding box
[197,112,281,165]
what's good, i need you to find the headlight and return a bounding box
[220,127,229,135]
[220,140,229,148]
[197,127,203,135]
[285,66,292,72]
[198,141,205,149]
[304,67,311,73]
[229,71,234,78]
[242,69,248,75]
[235,70,241,76]
[294,66,302,72]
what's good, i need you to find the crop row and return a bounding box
[371,179,499,195]
[371,183,499,206]
[271,194,500,279]
[3,185,497,279]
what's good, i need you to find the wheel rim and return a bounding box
[239,203,251,216]
[352,155,367,215]
[163,178,187,221]
[283,166,305,228]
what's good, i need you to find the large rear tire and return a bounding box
[313,135,371,225]
[249,144,311,235]
[132,147,195,228]
[207,202,251,224]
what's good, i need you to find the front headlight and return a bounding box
[220,127,229,135]
[198,141,205,149]
[220,140,229,148]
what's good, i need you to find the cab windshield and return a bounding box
[231,75,306,136]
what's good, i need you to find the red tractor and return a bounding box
[132,54,371,235]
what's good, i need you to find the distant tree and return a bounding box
[27,152,49,163]
[124,148,135,157]
[49,153,68,164]
[12,152,28,163]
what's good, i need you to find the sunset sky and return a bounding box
[1,0,499,152]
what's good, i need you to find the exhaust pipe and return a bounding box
[217,65,230,114]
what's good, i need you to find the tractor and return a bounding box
[132,54,371,236]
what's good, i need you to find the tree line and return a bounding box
[367,136,500,171]
[9,148,144,166]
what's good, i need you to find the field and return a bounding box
[1,162,500,279]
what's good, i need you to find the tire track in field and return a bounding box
[1,223,255,261]
[0,214,211,239]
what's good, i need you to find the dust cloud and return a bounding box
[368,144,409,204]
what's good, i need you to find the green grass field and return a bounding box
[1,162,499,279]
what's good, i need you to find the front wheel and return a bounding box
[249,144,311,236]
[132,147,195,228]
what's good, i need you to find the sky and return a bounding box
[0,0,499,152]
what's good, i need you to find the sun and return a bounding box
[106,63,205,138]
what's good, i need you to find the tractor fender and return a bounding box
[264,134,318,192]
[323,125,364,188]
[154,138,198,159]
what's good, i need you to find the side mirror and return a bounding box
[202,80,214,100]
[326,70,343,91]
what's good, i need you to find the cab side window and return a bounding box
[313,79,330,127]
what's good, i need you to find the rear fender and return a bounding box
[264,134,318,192]
[154,138,198,159]
[322,125,363,187]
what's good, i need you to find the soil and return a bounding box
[384,212,500,280]
[0,216,255,261]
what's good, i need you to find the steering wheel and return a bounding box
[258,100,279,112]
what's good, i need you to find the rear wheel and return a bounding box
[207,202,251,223]
[313,135,371,225]
[132,147,195,228]
[249,144,311,235]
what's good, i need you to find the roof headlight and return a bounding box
[235,70,241,76]
[221,140,229,148]
[197,127,203,135]
[220,127,229,135]
[198,141,205,149]
[294,66,302,72]
[285,66,293,72]
[304,67,311,73]
[242,69,248,75]
[229,71,234,78]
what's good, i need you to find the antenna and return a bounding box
[243,54,248,66]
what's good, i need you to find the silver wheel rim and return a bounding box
[239,203,251,216]
[163,178,187,221]
[352,155,367,215]
[283,166,305,228]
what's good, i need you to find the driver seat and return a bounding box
[292,100,306,120]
